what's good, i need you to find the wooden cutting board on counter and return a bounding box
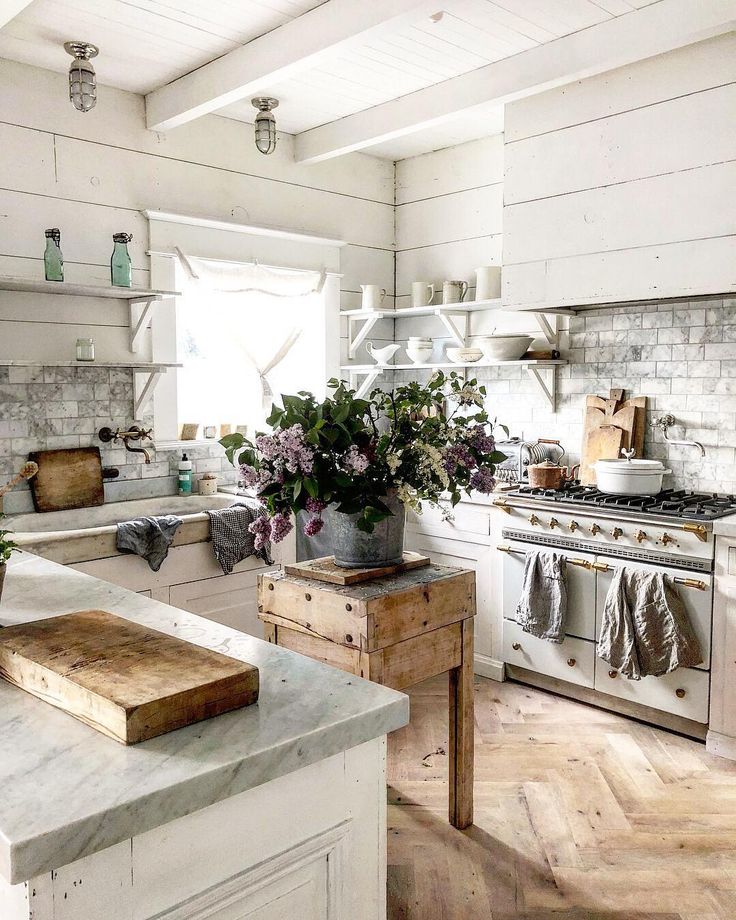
[28,446,104,513]
[0,610,259,744]
[580,388,647,485]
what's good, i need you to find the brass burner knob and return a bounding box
[610,527,623,540]
[569,520,579,532]
[590,523,602,535]
[661,532,676,546]
[549,517,560,529]
[528,514,540,526]
[567,658,576,668]
[512,642,522,651]
[634,529,647,544]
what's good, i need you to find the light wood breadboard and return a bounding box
[579,389,647,485]
[0,610,259,744]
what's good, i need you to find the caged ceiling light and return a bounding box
[64,41,99,113]
[251,97,279,155]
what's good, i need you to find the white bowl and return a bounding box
[406,346,433,365]
[446,347,483,364]
[477,334,533,362]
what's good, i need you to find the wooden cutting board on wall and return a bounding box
[28,447,105,513]
[0,610,259,744]
[580,388,647,485]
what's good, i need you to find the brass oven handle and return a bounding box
[496,545,592,569]
[681,522,707,542]
[591,561,705,590]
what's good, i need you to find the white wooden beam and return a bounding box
[295,0,736,163]
[0,0,33,29]
[146,0,443,132]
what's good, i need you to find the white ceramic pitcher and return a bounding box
[361,284,387,311]
[366,341,400,365]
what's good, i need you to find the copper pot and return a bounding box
[527,460,579,490]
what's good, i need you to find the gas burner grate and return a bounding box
[506,482,736,521]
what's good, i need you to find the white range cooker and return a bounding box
[493,483,736,737]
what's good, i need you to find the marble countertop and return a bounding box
[0,552,409,885]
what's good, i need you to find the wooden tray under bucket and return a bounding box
[285,552,430,585]
[0,610,259,744]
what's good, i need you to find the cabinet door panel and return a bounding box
[502,542,597,640]
[595,657,709,724]
[169,571,262,637]
[595,559,712,669]
[503,620,596,689]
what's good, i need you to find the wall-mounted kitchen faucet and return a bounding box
[98,425,155,463]
[651,414,706,457]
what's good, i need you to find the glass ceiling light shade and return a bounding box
[251,97,279,155]
[64,41,99,113]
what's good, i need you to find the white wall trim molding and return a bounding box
[295,0,736,162]
[475,654,505,683]
[155,819,352,919]
[0,0,32,28]
[143,210,346,248]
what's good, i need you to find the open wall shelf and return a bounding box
[0,276,180,355]
[340,358,566,409]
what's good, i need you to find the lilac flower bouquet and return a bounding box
[220,373,507,550]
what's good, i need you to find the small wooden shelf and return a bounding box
[0,276,180,356]
[340,358,566,410]
[0,277,179,300]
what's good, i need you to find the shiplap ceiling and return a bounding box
[0,0,692,160]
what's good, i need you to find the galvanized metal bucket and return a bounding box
[326,491,406,568]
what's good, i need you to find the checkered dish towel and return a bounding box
[206,502,273,575]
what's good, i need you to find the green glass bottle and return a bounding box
[110,232,133,287]
[44,228,64,282]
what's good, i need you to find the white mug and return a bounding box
[442,280,468,304]
[361,284,387,311]
[475,266,502,301]
[411,281,435,307]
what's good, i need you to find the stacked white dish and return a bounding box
[446,346,483,364]
[406,336,433,364]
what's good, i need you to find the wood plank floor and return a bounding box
[386,675,736,920]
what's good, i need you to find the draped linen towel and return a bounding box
[515,550,568,643]
[598,568,703,680]
[116,515,182,572]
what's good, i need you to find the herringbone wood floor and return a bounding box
[386,675,736,920]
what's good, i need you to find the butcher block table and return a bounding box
[258,557,476,828]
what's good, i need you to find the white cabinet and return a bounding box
[169,569,262,636]
[503,620,596,689]
[595,655,709,723]
[708,533,736,759]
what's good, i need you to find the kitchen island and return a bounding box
[0,552,409,920]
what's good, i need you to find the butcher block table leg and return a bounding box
[259,562,476,830]
[448,618,474,829]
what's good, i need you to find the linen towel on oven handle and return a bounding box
[515,550,568,643]
[598,567,703,680]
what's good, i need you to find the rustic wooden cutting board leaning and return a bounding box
[579,388,647,485]
[28,447,105,512]
[0,610,259,744]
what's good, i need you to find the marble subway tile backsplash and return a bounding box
[0,366,237,515]
[396,295,736,494]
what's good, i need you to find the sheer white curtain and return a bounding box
[175,251,328,435]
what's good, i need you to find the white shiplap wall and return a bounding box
[393,128,736,493]
[0,58,395,512]
[502,34,736,308]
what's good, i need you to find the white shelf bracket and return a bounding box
[532,312,559,348]
[435,310,467,347]
[348,368,383,398]
[525,366,557,412]
[348,314,381,359]
[129,296,161,354]
[134,369,164,416]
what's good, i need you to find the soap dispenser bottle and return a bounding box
[178,453,193,495]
